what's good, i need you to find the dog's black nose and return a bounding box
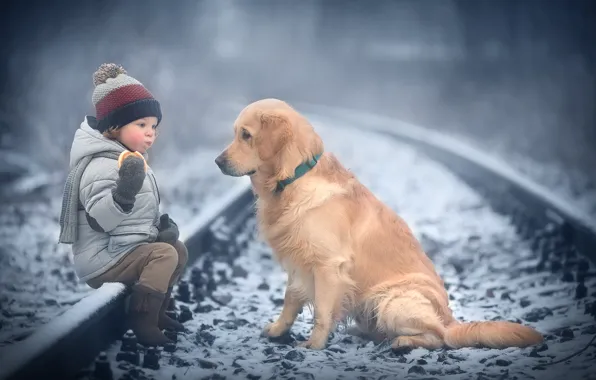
[215,153,226,169]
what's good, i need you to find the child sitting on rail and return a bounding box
[58,63,187,346]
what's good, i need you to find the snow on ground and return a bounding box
[91,119,596,380]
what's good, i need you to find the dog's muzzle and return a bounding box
[215,152,254,177]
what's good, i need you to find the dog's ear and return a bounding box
[257,112,291,161]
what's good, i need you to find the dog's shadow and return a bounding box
[263,324,414,357]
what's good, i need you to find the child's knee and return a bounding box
[174,240,188,268]
[150,242,179,270]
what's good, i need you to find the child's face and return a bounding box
[118,117,158,153]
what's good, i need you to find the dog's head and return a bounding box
[215,99,323,182]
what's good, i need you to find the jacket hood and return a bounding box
[69,116,149,169]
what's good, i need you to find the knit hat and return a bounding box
[91,63,162,133]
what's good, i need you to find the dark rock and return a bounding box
[270,297,284,307]
[520,299,531,308]
[178,306,193,323]
[496,359,511,366]
[203,375,225,380]
[211,293,233,306]
[163,342,176,353]
[523,307,553,322]
[577,259,590,273]
[327,344,346,353]
[257,281,270,291]
[530,343,549,357]
[263,354,282,363]
[575,283,588,300]
[176,281,191,303]
[284,349,305,362]
[116,351,140,366]
[202,257,214,272]
[559,328,574,340]
[232,356,245,368]
[293,373,315,380]
[267,331,294,345]
[193,287,208,303]
[281,360,295,369]
[485,289,495,298]
[529,348,542,357]
[169,356,191,367]
[500,292,513,301]
[66,271,77,283]
[447,353,466,362]
[562,271,574,282]
[408,365,426,375]
[232,265,249,278]
[262,347,275,356]
[445,366,465,375]
[142,347,160,370]
[537,343,549,352]
[197,331,216,346]
[216,269,228,281]
[195,304,215,314]
[206,278,217,293]
[417,359,428,365]
[220,320,238,330]
[247,375,261,380]
[190,267,206,287]
[197,358,218,369]
[199,323,213,331]
[44,298,58,306]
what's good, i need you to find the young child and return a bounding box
[58,63,188,346]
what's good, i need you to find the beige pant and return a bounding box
[87,240,188,293]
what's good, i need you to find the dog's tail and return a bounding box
[443,320,543,349]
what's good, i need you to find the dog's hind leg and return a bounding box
[368,288,447,351]
[392,332,444,351]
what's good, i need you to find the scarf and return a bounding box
[58,151,120,244]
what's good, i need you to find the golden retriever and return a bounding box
[215,98,543,351]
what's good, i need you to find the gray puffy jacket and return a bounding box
[70,117,161,282]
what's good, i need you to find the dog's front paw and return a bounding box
[261,321,288,338]
[297,339,326,350]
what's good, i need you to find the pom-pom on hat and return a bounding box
[91,63,162,133]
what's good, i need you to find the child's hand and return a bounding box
[157,213,180,245]
[112,151,147,211]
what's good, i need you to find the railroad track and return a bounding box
[1,105,595,380]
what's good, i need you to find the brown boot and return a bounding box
[127,284,174,346]
[158,287,185,332]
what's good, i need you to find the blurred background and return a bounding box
[1,1,596,371]
[1,0,595,210]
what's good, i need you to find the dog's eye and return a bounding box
[241,129,251,141]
